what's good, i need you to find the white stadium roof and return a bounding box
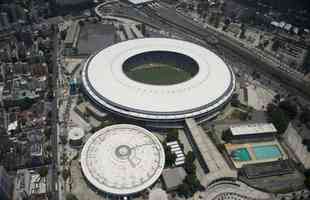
[82,38,235,121]
[80,124,165,195]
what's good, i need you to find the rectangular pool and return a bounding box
[253,145,282,160]
[231,148,251,161]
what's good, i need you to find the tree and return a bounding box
[274,94,281,102]
[300,109,310,123]
[163,143,176,167]
[231,93,240,107]
[60,30,67,40]
[78,20,84,26]
[184,151,196,174]
[39,166,48,178]
[305,177,310,190]
[185,151,195,163]
[268,108,290,134]
[19,97,35,111]
[166,129,179,142]
[266,103,276,114]
[46,145,52,153]
[60,135,68,145]
[184,161,196,174]
[44,127,52,140]
[66,193,78,200]
[239,24,246,39]
[177,183,191,198]
[182,174,204,196]
[61,153,68,165]
[279,100,298,119]
[62,168,70,182]
[222,129,232,142]
[271,40,281,51]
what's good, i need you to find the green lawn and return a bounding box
[126,64,192,85]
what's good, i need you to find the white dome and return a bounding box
[80,124,165,195]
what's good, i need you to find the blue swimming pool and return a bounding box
[253,145,282,160]
[231,148,251,161]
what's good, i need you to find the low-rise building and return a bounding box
[64,21,80,55]
[224,123,277,143]
[161,167,186,191]
[0,166,13,200]
[283,122,310,169]
[13,169,48,200]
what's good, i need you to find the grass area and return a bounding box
[229,109,249,121]
[126,63,192,85]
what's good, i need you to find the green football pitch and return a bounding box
[126,64,192,85]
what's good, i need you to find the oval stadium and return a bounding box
[82,38,235,125]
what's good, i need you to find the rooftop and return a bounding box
[14,169,47,200]
[162,167,186,191]
[77,23,115,55]
[80,124,165,195]
[230,123,277,136]
[242,160,294,179]
[82,38,235,120]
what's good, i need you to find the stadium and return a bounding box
[80,124,165,196]
[82,38,235,126]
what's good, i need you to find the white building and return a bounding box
[80,124,165,196]
[68,127,84,147]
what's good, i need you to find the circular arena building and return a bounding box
[82,38,235,125]
[80,124,165,196]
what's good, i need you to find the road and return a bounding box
[51,26,59,200]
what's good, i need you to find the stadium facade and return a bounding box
[82,38,235,126]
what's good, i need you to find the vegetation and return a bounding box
[266,103,290,134]
[178,151,205,197]
[38,166,48,178]
[304,169,310,190]
[231,93,240,107]
[229,109,249,121]
[239,24,246,39]
[300,108,310,123]
[271,40,281,52]
[60,135,68,145]
[222,129,232,142]
[177,183,191,198]
[91,119,116,133]
[62,168,71,182]
[163,129,185,167]
[278,100,298,119]
[184,151,196,174]
[163,143,176,168]
[126,64,192,85]
[66,193,78,200]
[44,127,52,140]
[166,129,179,142]
[265,99,298,134]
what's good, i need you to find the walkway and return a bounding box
[185,118,237,186]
